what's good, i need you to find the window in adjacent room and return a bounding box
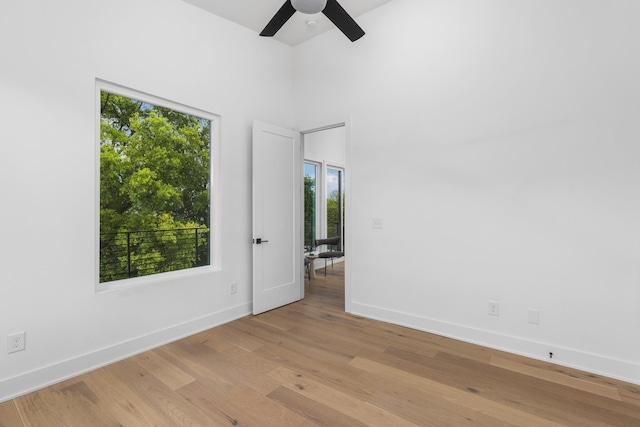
[304,162,319,252]
[97,81,217,288]
[326,166,344,250]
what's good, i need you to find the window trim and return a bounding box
[94,79,221,292]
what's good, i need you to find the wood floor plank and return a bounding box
[287,321,389,358]
[104,357,214,427]
[433,351,640,426]
[620,387,640,406]
[381,345,471,390]
[385,341,632,425]
[0,400,24,427]
[154,342,241,399]
[82,367,176,427]
[179,328,237,353]
[226,320,352,374]
[224,386,319,427]
[268,385,368,427]
[176,380,256,426]
[229,316,355,368]
[176,340,283,396]
[252,310,299,331]
[15,380,122,427]
[371,321,496,364]
[204,323,265,352]
[169,338,281,396]
[490,356,622,401]
[366,387,513,427]
[177,381,319,427]
[378,345,640,426]
[269,365,420,427]
[349,356,566,427]
[212,345,283,395]
[356,367,543,427]
[133,349,196,391]
[253,342,372,401]
[491,348,637,396]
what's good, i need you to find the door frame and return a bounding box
[298,116,352,312]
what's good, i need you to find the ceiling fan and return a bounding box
[260,0,365,42]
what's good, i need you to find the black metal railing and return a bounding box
[99,227,210,283]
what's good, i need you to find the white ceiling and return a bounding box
[181,0,393,46]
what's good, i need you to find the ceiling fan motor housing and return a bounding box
[291,0,327,14]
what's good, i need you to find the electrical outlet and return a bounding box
[7,332,26,354]
[230,282,237,295]
[488,301,500,316]
[528,309,540,325]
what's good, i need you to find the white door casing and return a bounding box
[252,121,303,315]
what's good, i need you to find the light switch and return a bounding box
[372,218,384,229]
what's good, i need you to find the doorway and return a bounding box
[302,124,346,307]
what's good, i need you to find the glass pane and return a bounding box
[99,90,211,283]
[304,163,317,252]
[326,168,343,242]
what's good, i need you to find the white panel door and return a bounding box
[252,121,303,315]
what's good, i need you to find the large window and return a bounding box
[97,82,216,287]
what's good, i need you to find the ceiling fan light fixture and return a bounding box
[291,0,327,14]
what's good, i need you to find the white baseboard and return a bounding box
[0,302,252,403]
[349,301,640,386]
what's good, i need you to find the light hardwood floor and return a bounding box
[2,263,640,426]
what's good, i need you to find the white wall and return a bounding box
[294,0,640,383]
[304,126,346,166]
[0,0,293,400]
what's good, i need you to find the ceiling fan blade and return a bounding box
[322,0,365,42]
[260,1,296,37]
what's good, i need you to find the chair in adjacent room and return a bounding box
[304,256,311,280]
[315,236,344,276]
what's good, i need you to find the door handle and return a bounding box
[254,238,269,244]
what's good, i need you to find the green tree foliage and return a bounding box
[99,91,211,282]
[304,175,316,250]
[327,190,341,238]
